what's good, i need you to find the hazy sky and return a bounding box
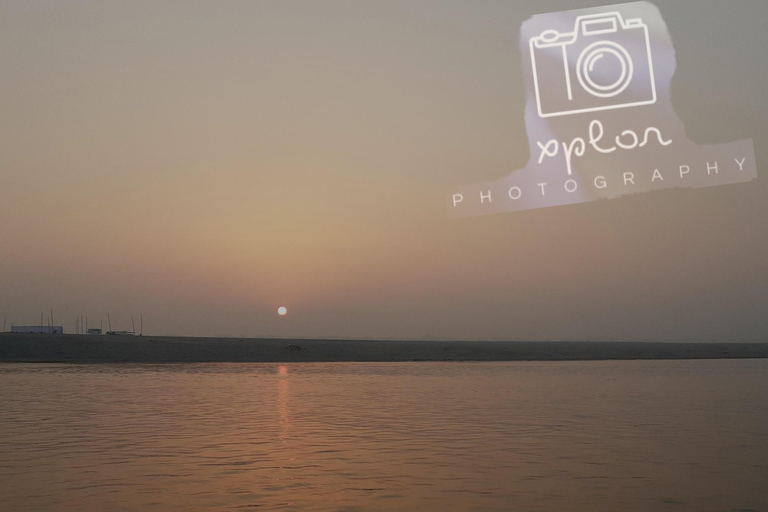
[1,0,767,340]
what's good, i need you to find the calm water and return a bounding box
[1,360,766,512]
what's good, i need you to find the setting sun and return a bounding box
[277,307,288,316]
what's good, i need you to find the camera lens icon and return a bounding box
[576,41,634,99]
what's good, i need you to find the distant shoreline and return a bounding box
[1,333,767,363]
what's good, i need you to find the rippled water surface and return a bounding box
[1,360,767,512]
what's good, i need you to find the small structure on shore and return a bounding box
[87,328,102,335]
[106,330,133,335]
[11,325,64,334]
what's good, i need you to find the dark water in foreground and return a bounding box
[0,361,766,512]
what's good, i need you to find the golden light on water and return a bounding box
[277,365,290,442]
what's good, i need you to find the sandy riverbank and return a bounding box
[1,333,767,363]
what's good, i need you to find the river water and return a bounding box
[1,360,766,512]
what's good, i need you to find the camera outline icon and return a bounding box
[529,11,657,118]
